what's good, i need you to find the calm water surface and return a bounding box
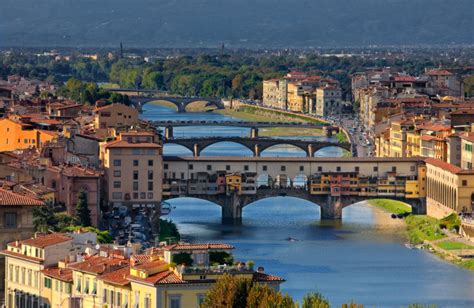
[142,103,474,307]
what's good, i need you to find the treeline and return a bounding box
[1,51,469,101]
[56,78,130,105]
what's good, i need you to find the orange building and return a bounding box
[0,118,58,152]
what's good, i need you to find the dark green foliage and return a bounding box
[33,201,57,232]
[62,226,113,244]
[158,219,180,243]
[439,213,461,232]
[301,292,330,308]
[74,189,91,227]
[209,251,234,265]
[172,253,193,266]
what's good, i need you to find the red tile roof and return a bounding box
[129,269,184,286]
[98,266,130,286]
[104,140,161,149]
[0,188,45,206]
[0,250,43,263]
[253,272,285,282]
[69,255,129,275]
[164,243,234,251]
[425,158,463,174]
[42,267,73,282]
[425,69,453,76]
[22,233,72,248]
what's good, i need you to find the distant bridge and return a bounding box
[154,120,340,138]
[163,136,352,157]
[162,156,427,223]
[105,88,224,112]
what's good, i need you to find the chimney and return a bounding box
[257,266,265,273]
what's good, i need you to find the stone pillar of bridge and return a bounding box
[307,144,314,158]
[320,195,343,219]
[254,144,260,157]
[250,127,259,139]
[164,126,174,139]
[193,144,200,157]
[221,192,242,224]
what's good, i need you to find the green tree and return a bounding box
[33,201,57,232]
[301,292,330,308]
[172,253,193,266]
[74,189,91,227]
[246,283,295,308]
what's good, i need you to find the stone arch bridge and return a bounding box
[164,137,353,157]
[130,96,224,113]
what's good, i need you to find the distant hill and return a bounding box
[0,0,472,47]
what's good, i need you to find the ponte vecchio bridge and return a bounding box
[162,156,427,223]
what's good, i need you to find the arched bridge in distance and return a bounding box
[104,88,224,113]
[162,156,427,223]
[163,136,353,157]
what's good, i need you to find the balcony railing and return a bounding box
[177,265,254,276]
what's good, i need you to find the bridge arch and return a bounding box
[313,145,351,157]
[259,143,308,157]
[163,143,194,156]
[184,100,222,112]
[199,141,255,157]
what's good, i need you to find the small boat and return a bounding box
[286,237,299,242]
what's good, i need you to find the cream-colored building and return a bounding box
[94,104,139,138]
[262,79,287,109]
[100,131,163,209]
[426,158,474,218]
[315,86,342,117]
[461,134,474,170]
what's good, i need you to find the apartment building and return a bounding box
[315,86,342,117]
[262,79,287,109]
[101,131,163,210]
[0,118,58,152]
[94,103,139,138]
[461,134,474,170]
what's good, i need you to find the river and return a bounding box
[142,103,474,307]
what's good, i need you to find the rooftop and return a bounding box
[68,255,129,275]
[22,233,72,248]
[42,267,73,282]
[164,243,235,251]
[0,188,45,207]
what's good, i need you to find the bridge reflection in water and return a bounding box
[162,156,426,224]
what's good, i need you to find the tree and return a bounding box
[202,274,294,308]
[33,201,57,232]
[301,293,330,308]
[74,189,91,227]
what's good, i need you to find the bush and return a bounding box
[172,253,193,266]
[301,292,330,308]
[209,251,234,265]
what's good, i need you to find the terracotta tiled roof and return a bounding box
[0,250,43,263]
[393,76,417,82]
[48,165,102,177]
[461,134,474,143]
[425,69,453,76]
[22,233,72,248]
[425,158,463,174]
[253,272,285,282]
[98,266,130,286]
[417,123,451,131]
[129,269,185,285]
[42,267,73,282]
[104,140,161,149]
[69,255,129,275]
[0,188,44,206]
[164,243,234,251]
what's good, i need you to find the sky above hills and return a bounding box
[0,0,472,48]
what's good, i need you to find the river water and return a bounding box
[142,103,474,307]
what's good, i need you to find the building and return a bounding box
[0,118,58,152]
[315,86,342,117]
[101,131,163,211]
[0,189,45,294]
[262,79,287,109]
[425,158,474,218]
[94,103,139,138]
[424,69,463,97]
[460,134,474,169]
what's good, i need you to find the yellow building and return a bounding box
[0,118,58,152]
[225,173,241,194]
[426,158,474,218]
[41,266,74,308]
[1,233,75,308]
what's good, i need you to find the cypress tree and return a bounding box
[75,189,91,227]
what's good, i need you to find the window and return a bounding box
[84,278,90,293]
[169,296,181,308]
[147,192,154,199]
[392,166,397,172]
[140,192,146,199]
[373,166,378,172]
[113,170,121,177]
[113,159,121,167]
[145,295,152,308]
[262,165,267,171]
[112,192,122,200]
[148,160,154,166]
[116,292,122,306]
[336,166,341,172]
[92,281,97,294]
[281,166,286,172]
[148,182,154,191]
[189,164,193,170]
[355,166,359,172]
[103,289,109,304]
[133,192,139,199]
[44,277,52,288]
[226,165,231,171]
[133,171,139,180]
[207,165,212,171]
[133,182,139,191]
[76,278,81,293]
[244,165,249,171]
[164,163,168,170]
[132,149,140,155]
[133,160,139,166]
[148,170,153,180]
[410,166,415,172]
[299,166,304,172]
[462,180,468,186]
[4,212,17,228]
[113,181,121,189]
